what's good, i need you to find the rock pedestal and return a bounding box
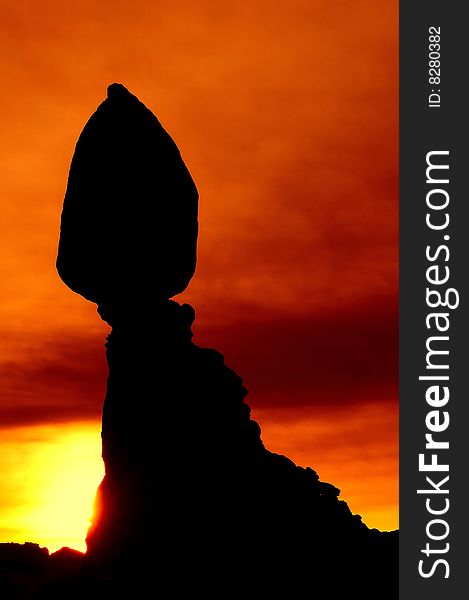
[81,300,397,597]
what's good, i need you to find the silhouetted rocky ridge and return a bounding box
[0,543,83,599]
[83,299,398,597]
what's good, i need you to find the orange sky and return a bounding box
[0,0,398,551]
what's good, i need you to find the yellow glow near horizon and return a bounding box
[0,408,396,553]
[0,422,103,553]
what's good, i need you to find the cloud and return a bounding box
[0,0,397,430]
[193,293,397,408]
[0,290,396,428]
[0,334,106,426]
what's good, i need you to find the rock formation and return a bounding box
[54,84,397,598]
[0,543,83,599]
[57,83,198,307]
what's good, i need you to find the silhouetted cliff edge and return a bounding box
[83,299,398,598]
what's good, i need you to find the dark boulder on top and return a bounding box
[57,83,198,308]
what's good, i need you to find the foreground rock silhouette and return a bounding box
[0,543,83,599]
[1,84,397,598]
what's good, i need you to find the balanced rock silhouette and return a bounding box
[57,82,198,311]
[57,84,397,598]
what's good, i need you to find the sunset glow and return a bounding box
[0,423,103,552]
[0,0,397,551]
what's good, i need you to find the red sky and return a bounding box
[0,0,398,550]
